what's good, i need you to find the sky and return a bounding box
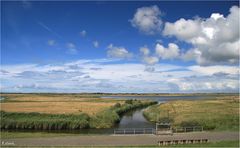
[1,1,239,93]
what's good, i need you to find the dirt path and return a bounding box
[1,132,239,147]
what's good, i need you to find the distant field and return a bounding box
[144,95,239,131]
[1,102,116,115]
[0,94,123,115]
[1,93,120,102]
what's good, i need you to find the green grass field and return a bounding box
[143,95,239,131]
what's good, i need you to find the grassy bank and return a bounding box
[1,100,157,130]
[1,111,90,130]
[0,131,77,139]
[143,95,239,131]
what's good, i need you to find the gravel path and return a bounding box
[1,132,239,147]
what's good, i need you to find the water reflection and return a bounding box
[116,109,154,128]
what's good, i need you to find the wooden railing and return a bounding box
[173,126,203,133]
[113,126,203,135]
[114,128,155,135]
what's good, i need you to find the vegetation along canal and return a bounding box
[2,103,156,135]
[2,94,223,135]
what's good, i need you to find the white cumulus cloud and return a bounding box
[130,5,162,35]
[107,44,132,59]
[163,5,240,65]
[155,43,180,60]
[163,18,201,41]
[142,56,159,65]
[139,46,159,65]
[140,46,150,56]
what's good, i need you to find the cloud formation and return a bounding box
[155,43,180,60]
[163,5,240,65]
[66,43,78,54]
[107,44,132,59]
[140,46,159,65]
[139,43,181,65]
[140,47,150,56]
[130,5,162,35]
[1,59,238,93]
[80,30,87,37]
[142,56,159,65]
[93,41,99,48]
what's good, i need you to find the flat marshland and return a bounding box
[0,93,125,115]
[144,95,239,131]
[0,93,157,130]
[1,101,116,115]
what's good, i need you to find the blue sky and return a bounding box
[1,1,239,93]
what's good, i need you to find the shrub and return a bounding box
[113,103,121,108]
[125,99,133,104]
[180,120,201,127]
[158,117,173,123]
[0,111,90,130]
[89,110,120,128]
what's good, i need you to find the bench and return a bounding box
[158,139,208,146]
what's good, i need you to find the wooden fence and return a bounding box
[173,126,203,133]
[113,126,203,135]
[114,128,155,135]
